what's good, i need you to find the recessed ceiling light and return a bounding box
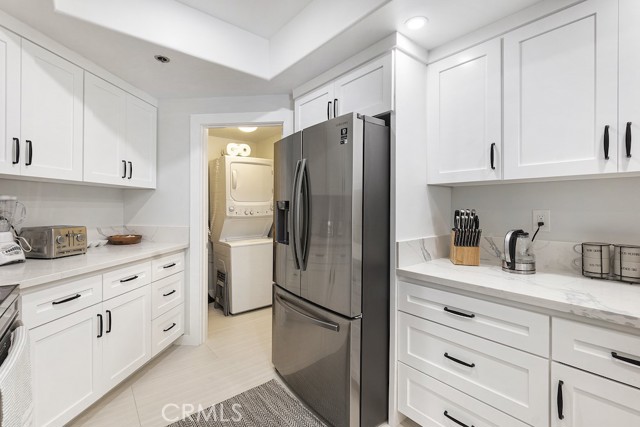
[405,16,428,30]
[238,126,257,133]
[154,55,170,63]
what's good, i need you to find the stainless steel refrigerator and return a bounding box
[273,113,390,427]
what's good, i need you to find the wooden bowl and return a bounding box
[107,234,142,245]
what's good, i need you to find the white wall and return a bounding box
[123,94,291,226]
[451,177,640,243]
[0,179,124,229]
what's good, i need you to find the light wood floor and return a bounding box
[70,304,416,427]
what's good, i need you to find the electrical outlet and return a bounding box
[532,210,551,232]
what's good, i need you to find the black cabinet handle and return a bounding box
[557,380,564,420]
[106,310,112,333]
[490,142,496,170]
[12,138,19,164]
[26,140,33,165]
[327,101,332,120]
[444,306,475,318]
[120,275,139,283]
[163,322,177,332]
[128,161,132,179]
[604,125,610,160]
[611,351,640,367]
[626,122,633,158]
[333,98,338,118]
[122,160,127,178]
[52,293,81,305]
[97,314,103,338]
[444,411,474,427]
[444,352,475,368]
[163,290,176,297]
[163,263,176,269]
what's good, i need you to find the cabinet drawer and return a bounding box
[103,261,151,300]
[398,281,549,356]
[151,304,183,357]
[398,312,548,426]
[398,362,530,427]
[151,271,184,319]
[22,275,102,328]
[151,252,185,282]
[553,317,640,389]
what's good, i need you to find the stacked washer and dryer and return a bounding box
[209,155,274,315]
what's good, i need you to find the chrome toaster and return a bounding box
[20,225,87,259]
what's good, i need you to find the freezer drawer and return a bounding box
[272,285,360,427]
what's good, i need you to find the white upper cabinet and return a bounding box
[125,93,157,188]
[503,0,618,180]
[619,0,640,172]
[21,40,84,181]
[427,39,502,184]
[0,28,20,175]
[84,72,157,188]
[294,53,393,131]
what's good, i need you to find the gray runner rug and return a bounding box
[168,379,328,426]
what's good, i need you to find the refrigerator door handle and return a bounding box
[300,159,310,270]
[293,158,307,270]
[275,293,340,332]
[290,159,302,270]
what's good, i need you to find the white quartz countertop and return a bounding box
[397,258,640,330]
[0,242,188,289]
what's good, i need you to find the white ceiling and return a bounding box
[0,0,543,99]
[176,0,314,38]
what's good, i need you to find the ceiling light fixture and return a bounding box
[238,126,258,133]
[154,55,170,63]
[405,16,428,30]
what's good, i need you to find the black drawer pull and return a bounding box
[163,322,177,332]
[97,314,103,338]
[106,310,112,333]
[128,161,132,179]
[52,294,81,305]
[444,411,474,427]
[26,140,33,165]
[444,352,475,368]
[122,160,127,178]
[12,138,19,164]
[626,122,633,158]
[612,351,640,367]
[327,101,332,120]
[163,263,176,269]
[444,306,475,318]
[604,125,610,160]
[163,290,176,297]
[490,142,496,170]
[120,275,139,283]
[557,380,564,420]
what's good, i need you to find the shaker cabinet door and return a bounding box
[619,0,640,172]
[124,94,157,188]
[0,28,20,175]
[503,0,618,180]
[427,39,502,184]
[294,83,334,131]
[21,40,84,181]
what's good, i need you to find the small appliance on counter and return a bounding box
[20,226,87,259]
[502,229,536,274]
[0,196,28,266]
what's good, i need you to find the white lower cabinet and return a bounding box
[151,304,184,357]
[102,285,152,390]
[398,363,530,427]
[30,304,103,427]
[551,362,640,426]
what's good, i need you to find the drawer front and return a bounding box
[151,252,185,282]
[398,312,548,426]
[398,362,531,427]
[553,317,640,389]
[22,275,102,328]
[151,304,184,357]
[103,261,152,300]
[398,280,549,356]
[151,271,184,319]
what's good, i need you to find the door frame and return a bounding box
[186,110,293,345]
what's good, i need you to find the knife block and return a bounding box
[449,232,480,266]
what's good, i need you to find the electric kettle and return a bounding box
[502,229,536,274]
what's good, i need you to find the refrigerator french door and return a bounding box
[273,113,390,427]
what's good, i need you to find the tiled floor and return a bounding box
[70,304,415,427]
